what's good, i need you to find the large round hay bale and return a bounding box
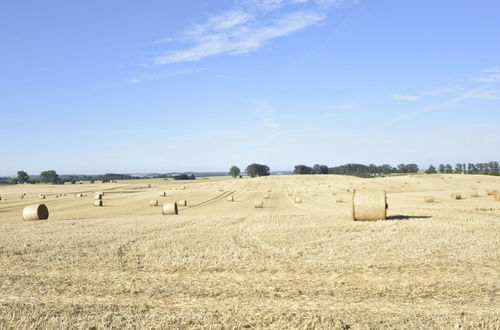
[226,195,234,202]
[150,200,159,206]
[263,193,270,199]
[424,196,435,203]
[294,197,302,203]
[178,200,187,206]
[493,191,500,201]
[93,200,103,207]
[162,202,178,215]
[450,193,462,200]
[352,190,387,221]
[254,200,263,208]
[23,204,49,221]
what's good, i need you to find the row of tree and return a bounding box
[425,162,500,175]
[6,170,138,185]
[294,163,419,177]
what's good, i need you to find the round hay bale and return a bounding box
[162,202,178,215]
[150,200,159,206]
[486,189,495,196]
[22,204,49,221]
[450,193,462,200]
[254,200,263,208]
[493,191,500,201]
[336,196,343,203]
[226,195,234,202]
[160,192,167,197]
[93,199,103,207]
[180,186,186,190]
[294,197,302,204]
[470,192,479,198]
[94,193,103,200]
[424,196,435,203]
[352,190,387,221]
[178,199,187,206]
[39,194,45,199]
[219,188,224,192]
[263,193,270,199]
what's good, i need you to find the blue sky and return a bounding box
[1,0,499,175]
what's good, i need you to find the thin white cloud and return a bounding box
[392,94,418,101]
[463,89,500,100]
[423,85,464,95]
[469,68,500,83]
[334,103,358,109]
[153,0,348,64]
[126,68,207,84]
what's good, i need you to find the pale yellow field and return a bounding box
[0,174,499,329]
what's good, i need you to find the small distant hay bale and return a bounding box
[493,191,500,201]
[179,186,186,190]
[254,200,263,208]
[294,197,302,203]
[470,192,479,198]
[263,193,270,199]
[150,200,159,206]
[160,192,167,197]
[93,199,103,207]
[39,194,45,199]
[352,190,387,221]
[162,202,178,215]
[424,196,435,203]
[219,188,224,192]
[450,193,462,200]
[336,195,343,203]
[147,184,151,188]
[312,192,317,196]
[94,193,103,200]
[332,192,337,196]
[178,199,187,206]
[486,189,495,196]
[22,204,49,221]
[226,195,234,202]
[267,189,272,193]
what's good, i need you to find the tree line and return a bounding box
[294,163,419,177]
[425,162,499,175]
[0,170,139,185]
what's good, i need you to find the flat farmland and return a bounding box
[0,174,499,329]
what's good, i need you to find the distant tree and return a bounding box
[40,170,60,184]
[445,164,453,173]
[246,163,270,178]
[17,171,29,184]
[455,163,463,173]
[426,165,437,174]
[294,165,312,175]
[438,164,445,173]
[229,166,241,178]
[311,164,329,174]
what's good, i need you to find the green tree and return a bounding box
[17,170,29,184]
[40,170,60,184]
[426,165,437,174]
[229,166,241,178]
[438,164,445,173]
[294,165,312,175]
[445,164,453,173]
[246,163,270,178]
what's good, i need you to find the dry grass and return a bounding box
[0,174,499,328]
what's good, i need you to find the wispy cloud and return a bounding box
[126,67,207,84]
[333,103,358,109]
[153,0,348,64]
[469,67,500,82]
[463,89,500,100]
[423,85,464,95]
[392,94,418,101]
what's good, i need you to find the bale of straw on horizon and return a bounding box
[162,202,178,215]
[424,196,435,203]
[352,190,387,221]
[93,200,103,207]
[226,195,234,202]
[493,191,500,201]
[150,200,159,206]
[451,193,462,200]
[178,200,187,206]
[23,204,49,221]
[254,200,263,208]
[294,197,302,204]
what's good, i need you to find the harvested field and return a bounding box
[0,174,499,328]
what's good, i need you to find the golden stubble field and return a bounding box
[0,174,499,329]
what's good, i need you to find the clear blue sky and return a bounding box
[1,0,499,175]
